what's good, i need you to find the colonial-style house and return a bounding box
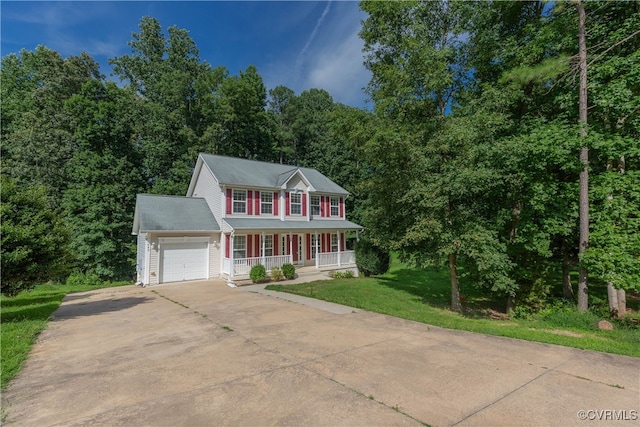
[132,154,363,286]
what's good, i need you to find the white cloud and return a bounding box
[298,3,371,108]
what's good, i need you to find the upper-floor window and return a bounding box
[290,193,302,215]
[233,190,246,214]
[311,195,320,216]
[330,197,339,217]
[261,192,273,214]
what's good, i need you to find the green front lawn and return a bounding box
[266,259,640,357]
[1,280,130,390]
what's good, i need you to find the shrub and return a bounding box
[332,270,355,279]
[249,264,267,283]
[65,271,104,287]
[281,263,295,280]
[355,238,390,277]
[270,267,284,282]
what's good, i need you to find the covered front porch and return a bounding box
[220,218,362,283]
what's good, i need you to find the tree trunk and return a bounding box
[562,250,574,299]
[577,0,589,312]
[617,289,626,317]
[449,253,462,312]
[506,295,515,314]
[607,282,619,318]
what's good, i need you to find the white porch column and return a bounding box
[261,232,266,266]
[289,232,293,264]
[229,233,235,284]
[315,231,319,268]
[337,230,342,266]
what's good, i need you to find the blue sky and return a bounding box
[1,1,372,108]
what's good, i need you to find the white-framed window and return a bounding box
[281,235,287,255]
[311,234,319,259]
[290,192,302,215]
[260,192,273,214]
[262,235,273,257]
[331,234,338,253]
[233,190,247,214]
[311,195,320,216]
[233,235,246,259]
[330,197,339,217]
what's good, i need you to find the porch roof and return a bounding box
[223,218,363,232]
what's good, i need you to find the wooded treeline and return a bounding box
[2,2,639,318]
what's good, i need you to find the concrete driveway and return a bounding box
[3,280,638,426]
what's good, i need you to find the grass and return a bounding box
[266,258,640,357]
[1,280,130,390]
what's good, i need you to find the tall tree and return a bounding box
[360,0,516,311]
[1,177,72,296]
[62,80,145,280]
[110,16,226,194]
[576,0,589,312]
[1,46,101,201]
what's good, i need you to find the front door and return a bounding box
[292,234,299,263]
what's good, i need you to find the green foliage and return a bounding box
[270,267,284,282]
[355,239,390,277]
[249,264,267,283]
[64,271,104,288]
[266,258,640,357]
[1,177,72,296]
[331,270,355,279]
[281,263,296,280]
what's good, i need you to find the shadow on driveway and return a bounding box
[52,296,152,320]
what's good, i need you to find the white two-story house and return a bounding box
[132,153,363,286]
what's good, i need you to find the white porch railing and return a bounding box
[317,250,356,268]
[223,255,292,276]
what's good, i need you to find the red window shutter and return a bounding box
[247,234,252,258]
[226,189,232,215]
[255,193,260,216]
[306,234,311,260]
[225,234,230,258]
[325,198,330,217]
[247,191,253,215]
[255,235,260,257]
[273,192,279,216]
[302,194,307,217]
[340,198,344,218]
[320,196,325,217]
[274,234,278,254]
[285,193,290,216]
[341,233,345,251]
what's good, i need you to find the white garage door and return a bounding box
[160,242,208,283]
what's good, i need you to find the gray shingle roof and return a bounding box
[223,218,363,231]
[200,153,349,195]
[133,194,220,233]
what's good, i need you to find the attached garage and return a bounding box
[160,240,209,283]
[132,194,220,286]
